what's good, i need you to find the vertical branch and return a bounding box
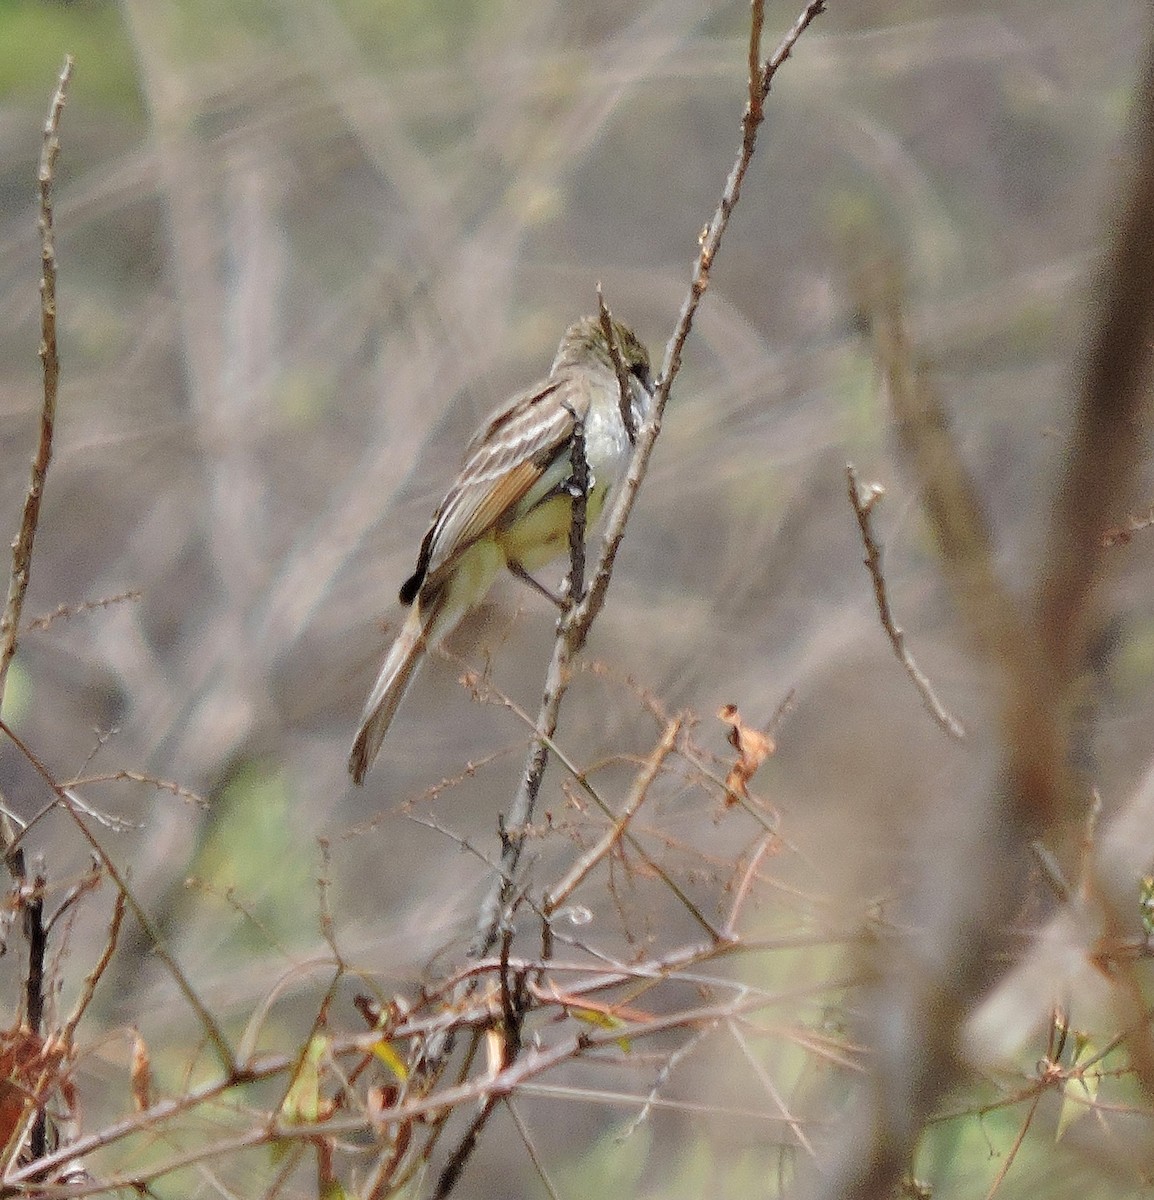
[466,0,827,963]
[0,57,74,709]
[563,405,589,608]
[23,866,47,1161]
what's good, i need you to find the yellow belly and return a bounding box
[495,482,609,574]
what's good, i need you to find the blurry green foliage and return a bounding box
[342,0,502,66]
[556,1121,651,1199]
[192,763,314,952]
[2,659,32,727]
[0,0,141,113]
[0,0,504,119]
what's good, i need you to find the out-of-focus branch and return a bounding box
[0,57,73,710]
[1025,5,1154,1104]
[1034,53,1154,693]
[867,261,1025,678]
[810,16,1154,1199]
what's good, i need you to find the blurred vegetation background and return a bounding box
[2,0,1154,1196]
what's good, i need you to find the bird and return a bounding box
[348,314,654,784]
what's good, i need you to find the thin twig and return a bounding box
[0,56,73,709]
[981,1089,1043,1200]
[616,1022,715,1142]
[544,716,681,916]
[470,676,720,936]
[506,1098,563,1200]
[0,717,237,1076]
[728,1016,816,1157]
[59,890,124,1049]
[845,464,964,740]
[24,590,142,633]
[44,858,101,934]
[723,832,777,939]
[62,770,207,809]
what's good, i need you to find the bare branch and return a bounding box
[0,717,237,1077]
[846,464,965,740]
[0,56,73,708]
[59,890,124,1050]
[24,590,142,634]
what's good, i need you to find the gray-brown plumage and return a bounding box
[349,315,652,784]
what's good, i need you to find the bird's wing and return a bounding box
[415,374,585,590]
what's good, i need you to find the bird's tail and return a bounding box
[348,600,434,785]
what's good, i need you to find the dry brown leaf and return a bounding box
[718,704,775,804]
[0,1027,69,1149]
[130,1027,152,1112]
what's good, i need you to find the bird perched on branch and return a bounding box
[349,314,653,784]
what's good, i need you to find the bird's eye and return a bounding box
[630,362,653,392]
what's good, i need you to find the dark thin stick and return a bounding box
[0,56,73,709]
[597,286,638,443]
[467,0,827,963]
[431,1093,499,1200]
[24,870,46,1039]
[846,464,965,740]
[563,401,589,607]
[24,868,47,1161]
[0,811,50,1164]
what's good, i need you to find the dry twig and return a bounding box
[0,57,73,709]
[846,464,964,739]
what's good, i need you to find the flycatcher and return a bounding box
[349,314,653,784]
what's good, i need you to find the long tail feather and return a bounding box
[349,542,499,783]
[348,605,428,784]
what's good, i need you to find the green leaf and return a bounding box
[570,1006,632,1053]
[1055,1037,1100,1142]
[371,1038,409,1082]
[281,1035,328,1126]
